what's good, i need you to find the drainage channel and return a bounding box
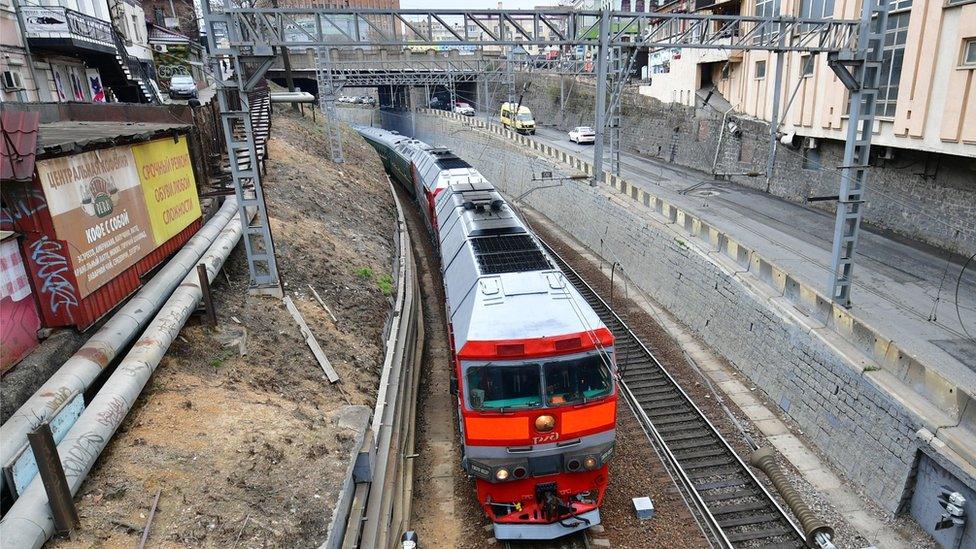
[540,239,806,549]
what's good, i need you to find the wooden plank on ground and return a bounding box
[283,296,339,383]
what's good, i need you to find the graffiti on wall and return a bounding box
[152,45,194,90]
[28,236,78,320]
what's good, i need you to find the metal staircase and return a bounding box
[107,0,158,103]
[825,0,888,307]
[605,47,635,177]
[315,47,345,163]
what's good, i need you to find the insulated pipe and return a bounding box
[0,214,244,549]
[0,197,238,495]
[750,447,835,549]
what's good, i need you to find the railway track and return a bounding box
[541,241,807,549]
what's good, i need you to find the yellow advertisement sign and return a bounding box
[132,138,202,246]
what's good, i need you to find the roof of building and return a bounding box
[36,120,191,157]
[147,23,197,46]
[1,111,40,183]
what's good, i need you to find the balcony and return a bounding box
[21,6,116,55]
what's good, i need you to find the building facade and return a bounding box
[639,0,976,157]
[1,0,159,103]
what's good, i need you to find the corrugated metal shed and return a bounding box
[1,111,40,183]
[36,121,190,158]
[3,120,199,331]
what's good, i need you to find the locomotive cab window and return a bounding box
[467,364,543,411]
[544,353,612,405]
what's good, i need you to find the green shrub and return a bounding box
[378,274,393,296]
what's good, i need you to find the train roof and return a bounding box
[354,125,429,152]
[435,181,606,357]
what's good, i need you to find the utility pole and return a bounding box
[591,9,611,185]
[765,3,786,192]
[271,0,299,111]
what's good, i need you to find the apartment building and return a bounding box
[640,0,976,157]
[626,0,975,260]
[1,0,158,103]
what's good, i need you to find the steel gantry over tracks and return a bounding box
[201,2,888,306]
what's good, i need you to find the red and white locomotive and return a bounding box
[357,126,617,540]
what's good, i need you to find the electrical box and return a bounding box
[632,496,655,520]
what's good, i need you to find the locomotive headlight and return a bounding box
[495,468,510,481]
[583,456,598,470]
[534,415,556,432]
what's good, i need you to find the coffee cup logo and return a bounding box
[81,176,119,218]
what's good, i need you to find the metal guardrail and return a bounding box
[323,177,423,549]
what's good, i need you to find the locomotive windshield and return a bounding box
[467,364,543,411]
[465,353,613,411]
[544,353,612,405]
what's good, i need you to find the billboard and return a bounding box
[131,138,202,245]
[21,6,69,35]
[34,138,201,298]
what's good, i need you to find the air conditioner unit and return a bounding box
[805,137,819,149]
[153,44,167,52]
[2,70,24,91]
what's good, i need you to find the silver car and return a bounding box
[168,75,197,99]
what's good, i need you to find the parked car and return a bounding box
[453,101,475,116]
[168,75,198,100]
[568,126,596,144]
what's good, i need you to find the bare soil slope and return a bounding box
[51,112,395,548]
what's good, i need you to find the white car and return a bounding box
[568,126,596,144]
[453,102,475,116]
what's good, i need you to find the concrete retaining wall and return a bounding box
[515,74,976,257]
[409,111,976,523]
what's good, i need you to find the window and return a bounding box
[543,354,612,405]
[467,364,542,411]
[877,4,912,118]
[754,0,777,43]
[963,39,976,67]
[800,54,815,76]
[800,0,835,20]
[465,353,613,412]
[755,60,767,79]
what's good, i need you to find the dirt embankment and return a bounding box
[50,112,396,548]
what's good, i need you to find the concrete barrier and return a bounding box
[323,176,423,549]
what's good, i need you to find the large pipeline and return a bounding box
[0,211,244,548]
[750,447,836,549]
[0,198,238,495]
